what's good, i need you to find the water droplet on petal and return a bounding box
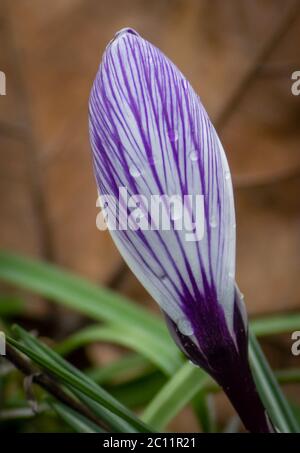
[129,165,142,178]
[182,79,188,90]
[189,150,199,162]
[210,217,217,228]
[224,171,230,181]
[178,318,194,336]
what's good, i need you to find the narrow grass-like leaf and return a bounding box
[12,326,152,431]
[142,362,209,430]
[7,329,152,433]
[108,371,166,408]
[0,296,24,316]
[86,353,151,384]
[192,393,216,433]
[2,252,299,432]
[251,313,300,337]
[55,324,175,375]
[249,331,300,433]
[142,336,300,432]
[51,402,104,433]
[274,368,300,385]
[0,251,180,374]
[69,389,135,433]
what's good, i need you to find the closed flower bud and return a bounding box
[89,28,273,433]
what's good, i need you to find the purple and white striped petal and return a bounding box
[89,29,274,433]
[89,28,237,346]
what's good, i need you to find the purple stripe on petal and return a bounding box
[89,29,236,340]
[89,29,274,433]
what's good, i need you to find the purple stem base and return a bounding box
[164,309,275,433]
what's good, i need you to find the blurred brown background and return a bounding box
[0,0,300,430]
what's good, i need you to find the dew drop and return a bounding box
[129,165,142,178]
[178,318,194,336]
[152,267,167,280]
[182,79,188,90]
[189,150,199,162]
[224,171,230,181]
[134,209,146,223]
[210,217,217,228]
[228,270,235,279]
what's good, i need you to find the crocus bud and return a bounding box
[89,28,274,432]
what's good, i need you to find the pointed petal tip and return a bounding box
[106,27,140,51]
[114,27,140,38]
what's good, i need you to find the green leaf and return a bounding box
[69,389,136,433]
[55,324,175,376]
[274,368,300,385]
[8,327,152,433]
[51,402,104,433]
[142,336,300,432]
[290,403,300,425]
[0,251,181,375]
[86,353,151,384]
[251,313,300,337]
[0,296,25,316]
[142,362,210,430]
[2,252,300,432]
[249,331,300,433]
[107,371,166,408]
[192,392,216,433]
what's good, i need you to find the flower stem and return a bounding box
[219,360,274,433]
